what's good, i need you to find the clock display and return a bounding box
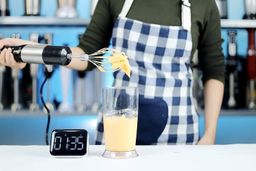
[50,129,88,156]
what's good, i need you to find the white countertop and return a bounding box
[0,145,256,171]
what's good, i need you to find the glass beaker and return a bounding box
[102,87,138,159]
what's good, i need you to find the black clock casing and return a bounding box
[50,129,88,156]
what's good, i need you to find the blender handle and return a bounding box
[1,45,72,66]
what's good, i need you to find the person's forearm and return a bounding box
[67,47,89,71]
[203,79,224,140]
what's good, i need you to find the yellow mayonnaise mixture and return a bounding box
[91,49,131,77]
[103,114,137,152]
[108,52,131,77]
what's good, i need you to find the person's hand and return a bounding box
[197,133,215,145]
[0,38,29,69]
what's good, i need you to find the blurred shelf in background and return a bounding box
[0,16,90,26]
[1,18,256,28]
[221,19,256,28]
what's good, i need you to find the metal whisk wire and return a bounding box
[73,48,125,72]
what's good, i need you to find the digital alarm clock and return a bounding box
[50,129,88,156]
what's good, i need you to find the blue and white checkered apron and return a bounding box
[95,0,199,145]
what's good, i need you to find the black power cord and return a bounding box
[39,67,52,145]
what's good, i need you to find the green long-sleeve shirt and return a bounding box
[78,0,225,83]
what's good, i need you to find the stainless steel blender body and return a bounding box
[244,0,256,19]
[24,0,41,16]
[10,33,21,112]
[58,0,76,7]
[0,0,10,16]
[215,0,228,19]
[56,0,78,18]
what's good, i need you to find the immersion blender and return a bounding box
[29,33,40,111]
[0,44,72,66]
[56,0,78,18]
[246,28,256,109]
[215,0,228,19]
[0,0,10,16]
[10,33,22,112]
[244,0,256,19]
[227,30,238,108]
[24,0,41,16]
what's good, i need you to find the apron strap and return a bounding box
[181,0,191,31]
[119,0,134,18]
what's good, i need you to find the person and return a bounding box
[0,0,224,145]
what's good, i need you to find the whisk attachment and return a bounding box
[75,48,131,77]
